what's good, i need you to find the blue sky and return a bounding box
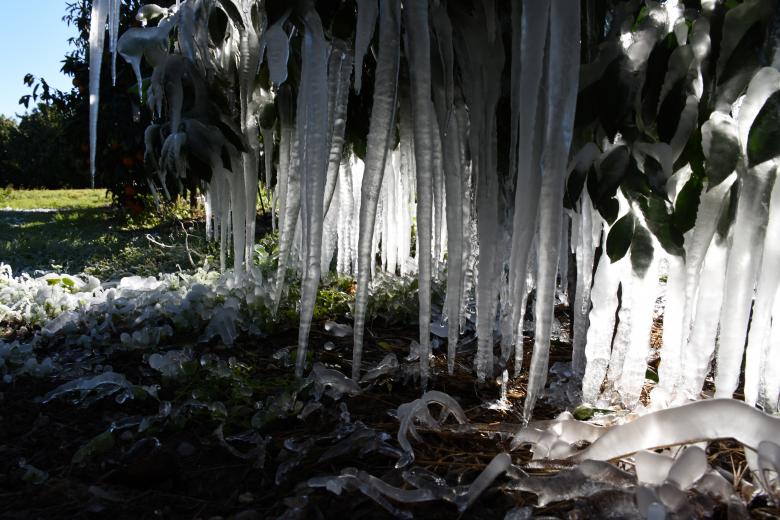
[0,1,76,119]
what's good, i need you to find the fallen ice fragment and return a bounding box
[308,362,361,401]
[42,371,155,405]
[666,446,708,490]
[42,310,80,336]
[635,451,675,485]
[148,349,191,378]
[360,353,399,382]
[505,459,636,506]
[324,320,353,337]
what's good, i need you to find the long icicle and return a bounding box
[88,0,110,187]
[295,8,331,377]
[507,2,550,374]
[431,1,463,374]
[403,0,436,387]
[352,0,401,380]
[523,0,580,421]
[451,0,505,382]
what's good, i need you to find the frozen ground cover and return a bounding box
[0,263,268,381]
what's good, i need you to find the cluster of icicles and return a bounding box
[88,0,779,421]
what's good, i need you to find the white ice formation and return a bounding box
[83,1,780,422]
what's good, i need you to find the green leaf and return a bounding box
[606,212,635,263]
[72,431,115,465]
[673,176,704,233]
[644,155,668,197]
[573,405,595,421]
[630,224,655,277]
[747,90,780,166]
[597,197,620,224]
[564,165,589,210]
[645,368,659,383]
[591,145,631,204]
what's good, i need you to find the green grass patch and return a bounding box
[1,202,219,279]
[0,188,110,210]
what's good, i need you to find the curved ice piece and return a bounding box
[574,399,780,462]
[455,452,512,512]
[396,390,468,467]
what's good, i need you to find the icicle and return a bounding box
[655,254,686,396]
[679,172,737,359]
[353,0,378,94]
[507,2,550,366]
[272,85,300,313]
[336,159,355,275]
[451,1,505,382]
[557,213,570,302]
[569,144,601,378]
[260,126,276,231]
[431,5,464,374]
[295,9,331,378]
[524,1,581,420]
[88,0,110,187]
[744,170,780,406]
[403,0,436,387]
[615,230,660,409]
[581,229,625,405]
[352,0,401,380]
[681,232,729,400]
[765,287,780,413]
[108,0,120,85]
[714,160,775,398]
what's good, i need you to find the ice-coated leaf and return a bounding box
[747,91,780,167]
[264,13,290,86]
[738,68,780,161]
[701,112,740,188]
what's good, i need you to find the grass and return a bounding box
[1,190,219,279]
[0,188,110,210]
